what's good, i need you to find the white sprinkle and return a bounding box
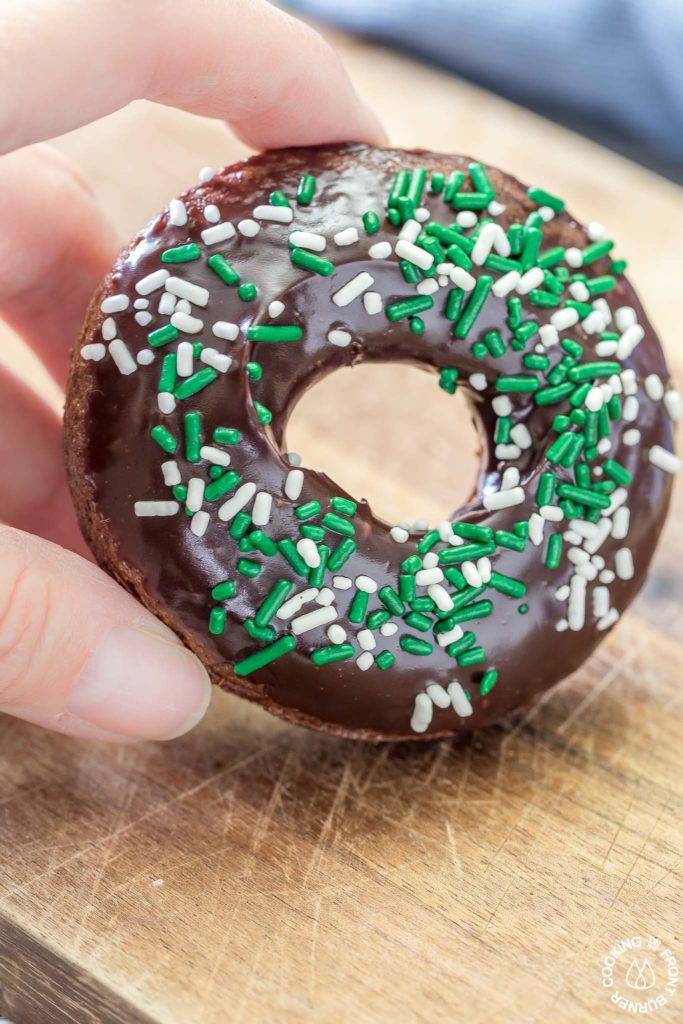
[611,507,630,541]
[369,241,391,259]
[587,221,606,241]
[510,423,532,450]
[412,518,429,533]
[501,467,520,490]
[471,222,499,265]
[165,277,209,307]
[448,682,473,718]
[380,622,398,637]
[450,267,476,291]
[423,683,450,709]
[357,629,376,651]
[398,219,421,243]
[199,445,230,467]
[539,324,560,348]
[488,200,506,216]
[623,428,640,447]
[415,568,444,586]
[290,230,326,252]
[593,298,612,326]
[540,505,564,523]
[551,307,580,331]
[556,619,569,632]
[238,219,260,237]
[161,461,181,487]
[615,306,637,332]
[268,300,285,319]
[416,278,439,295]
[615,547,634,580]
[394,239,434,271]
[568,574,587,631]
[528,513,545,547]
[477,557,492,584]
[568,547,590,565]
[198,166,213,182]
[171,311,204,335]
[564,247,583,268]
[422,552,439,569]
[217,482,256,521]
[495,444,522,461]
[469,373,487,392]
[569,519,599,540]
[297,538,320,569]
[285,469,304,500]
[596,341,619,358]
[645,374,664,401]
[276,588,319,621]
[410,693,433,733]
[483,486,524,511]
[437,520,454,542]
[158,392,175,414]
[108,339,137,375]
[81,343,106,361]
[186,477,205,513]
[212,321,239,341]
[599,569,616,584]
[593,586,610,619]
[334,227,359,247]
[252,491,272,526]
[200,349,232,373]
[332,576,352,590]
[327,624,347,645]
[462,561,482,588]
[415,207,430,223]
[456,211,478,228]
[390,525,409,543]
[291,605,337,636]
[332,272,374,307]
[617,324,644,360]
[136,270,170,297]
[355,575,378,594]
[664,389,683,422]
[169,199,187,226]
[285,452,301,466]
[101,294,129,313]
[316,588,335,606]
[200,222,236,246]
[428,584,454,612]
[356,652,374,672]
[492,271,520,298]
[101,317,117,341]
[204,204,220,223]
[158,292,177,316]
[328,329,352,347]
[253,205,293,224]
[621,370,638,398]
[555,585,571,601]
[576,558,598,579]
[516,267,544,295]
[135,501,179,517]
[492,396,512,417]
[649,445,681,475]
[622,396,639,422]
[538,206,555,222]
[569,281,590,302]
[176,341,194,377]
[135,310,153,327]
[437,625,464,648]
[583,311,607,335]
[363,291,383,315]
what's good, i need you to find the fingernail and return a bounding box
[68,625,212,741]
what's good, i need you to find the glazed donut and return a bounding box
[66,144,680,741]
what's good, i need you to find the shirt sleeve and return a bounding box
[287,0,683,162]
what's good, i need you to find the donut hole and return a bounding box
[284,362,483,528]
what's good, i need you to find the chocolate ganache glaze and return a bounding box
[65,144,679,740]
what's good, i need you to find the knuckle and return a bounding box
[0,562,52,708]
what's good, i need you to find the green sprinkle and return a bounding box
[326,537,357,571]
[290,247,334,276]
[379,586,404,616]
[296,174,316,205]
[410,316,425,335]
[311,643,355,666]
[453,275,493,339]
[367,611,390,632]
[545,533,563,570]
[556,484,611,510]
[438,541,496,565]
[443,170,465,204]
[536,472,556,506]
[446,632,476,659]
[229,511,251,540]
[363,211,380,234]
[528,186,565,213]
[300,523,325,542]
[497,375,539,393]
[150,424,177,454]
[322,512,355,537]
[611,258,627,275]
[386,295,434,321]
[270,190,290,207]
[507,296,523,329]
[453,522,494,542]
[205,470,240,501]
[248,530,277,556]
[447,600,493,625]
[400,260,421,284]
[295,500,321,520]
[568,361,621,383]
[209,607,226,635]
[237,558,261,578]
[211,580,236,601]
[161,243,201,263]
[495,530,526,552]
[174,367,217,400]
[535,382,574,406]
[399,574,416,603]
[518,604,529,615]
[404,611,431,632]
[331,496,357,516]
[158,352,177,393]
[148,324,179,348]
[254,580,293,628]
[399,636,433,656]
[439,367,459,394]
[411,596,436,614]
[479,670,497,696]
[376,651,396,670]
[308,544,329,588]
[213,426,240,445]
[254,401,272,425]
[388,170,410,209]
[277,539,309,577]
[528,289,560,308]
[235,635,297,676]
[581,239,614,266]
[239,283,257,301]
[523,353,550,371]
[489,572,526,599]
[246,361,262,382]
[430,172,445,194]
[457,646,486,667]
[402,555,422,574]
[244,619,275,644]
[521,227,543,271]
[247,325,303,343]
[604,459,633,486]
[207,253,240,286]
[349,590,369,624]
[445,288,465,322]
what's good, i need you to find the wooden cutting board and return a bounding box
[0,30,681,1024]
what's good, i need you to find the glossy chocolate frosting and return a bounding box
[65,144,675,740]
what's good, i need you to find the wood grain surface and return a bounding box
[0,30,681,1024]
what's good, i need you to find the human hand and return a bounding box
[0,0,384,742]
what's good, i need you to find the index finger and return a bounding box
[0,0,384,154]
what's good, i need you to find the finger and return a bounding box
[0,0,385,154]
[0,525,212,742]
[0,144,122,385]
[0,365,87,554]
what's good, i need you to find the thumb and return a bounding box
[0,526,212,741]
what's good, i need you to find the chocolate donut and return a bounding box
[65,144,680,741]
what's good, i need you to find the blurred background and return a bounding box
[288,0,683,183]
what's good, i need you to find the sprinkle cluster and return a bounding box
[82,156,681,735]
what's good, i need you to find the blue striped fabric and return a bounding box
[288,0,683,163]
